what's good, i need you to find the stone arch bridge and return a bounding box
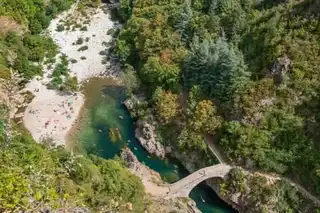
[149,163,232,198]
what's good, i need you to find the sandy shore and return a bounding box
[23,4,117,145]
[23,79,84,145]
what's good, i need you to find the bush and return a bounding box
[70,59,78,64]
[78,46,89,51]
[63,76,78,92]
[76,37,84,45]
[99,50,106,55]
[0,67,11,80]
[80,26,88,31]
[56,24,65,32]
[52,63,68,78]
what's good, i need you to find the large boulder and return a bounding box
[135,120,165,158]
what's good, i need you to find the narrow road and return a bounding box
[204,134,228,164]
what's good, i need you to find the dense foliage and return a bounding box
[0,120,145,212]
[0,0,100,80]
[115,0,320,203]
[0,0,147,211]
[218,168,316,212]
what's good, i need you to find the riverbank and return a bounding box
[23,3,117,145]
[69,77,235,213]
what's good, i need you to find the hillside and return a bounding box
[0,0,199,212]
[115,0,320,211]
[1,0,320,212]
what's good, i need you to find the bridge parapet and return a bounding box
[164,164,232,198]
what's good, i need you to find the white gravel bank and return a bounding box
[23,4,117,145]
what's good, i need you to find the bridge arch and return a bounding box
[165,164,232,198]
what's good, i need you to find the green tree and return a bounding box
[190,100,222,134]
[184,38,250,102]
[63,76,78,92]
[153,87,180,123]
[119,64,140,94]
[178,127,207,152]
[142,56,180,91]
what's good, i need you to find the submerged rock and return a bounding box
[135,120,165,158]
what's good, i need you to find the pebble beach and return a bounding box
[23,3,117,145]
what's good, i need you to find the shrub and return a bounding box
[107,28,115,35]
[76,37,84,45]
[56,24,65,32]
[99,50,106,55]
[80,26,88,31]
[63,76,78,92]
[52,63,68,78]
[70,59,77,64]
[78,46,88,51]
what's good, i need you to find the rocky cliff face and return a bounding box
[124,96,166,158]
[135,120,165,158]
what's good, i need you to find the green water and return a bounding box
[75,78,236,213]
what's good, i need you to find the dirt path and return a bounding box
[204,134,228,163]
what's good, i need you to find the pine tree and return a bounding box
[184,38,250,102]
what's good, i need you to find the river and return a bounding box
[69,77,236,213]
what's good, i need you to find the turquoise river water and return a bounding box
[72,78,236,213]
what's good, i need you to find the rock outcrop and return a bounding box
[121,147,163,184]
[124,96,165,158]
[270,55,292,85]
[135,120,165,158]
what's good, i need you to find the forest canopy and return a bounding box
[115,0,320,199]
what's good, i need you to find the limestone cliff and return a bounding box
[124,96,166,158]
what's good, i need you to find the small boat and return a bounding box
[127,140,131,142]
[134,147,138,150]
[98,129,102,133]
[200,196,206,203]
[119,116,124,120]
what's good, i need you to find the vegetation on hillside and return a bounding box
[115,0,320,208]
[0,0,147,211]
[0,0,101,81]
[0,110,145,212]
[217,168,317,212]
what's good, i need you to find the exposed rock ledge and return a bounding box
[120,148,201,213]
[123,96,166,158]
[135,120,165,158]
